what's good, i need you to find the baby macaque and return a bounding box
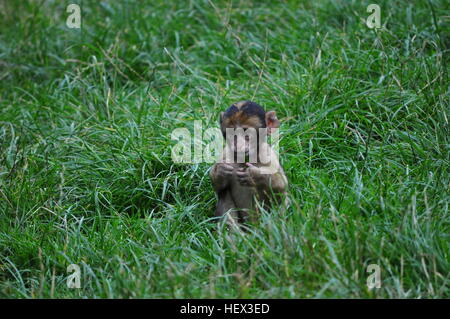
[209,101,288,228]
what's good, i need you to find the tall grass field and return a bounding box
[0,0,448,298]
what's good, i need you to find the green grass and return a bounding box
[0,0,449,298]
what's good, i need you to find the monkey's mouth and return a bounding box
[242,149,259,164]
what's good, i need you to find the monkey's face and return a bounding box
[220,101,280,163]
[227,125,258,157]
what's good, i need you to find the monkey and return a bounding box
[209,100,289,228]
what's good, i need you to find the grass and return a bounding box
[0,0,449,298]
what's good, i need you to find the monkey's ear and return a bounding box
[265,111,280,134]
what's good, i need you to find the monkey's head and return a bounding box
[220,101,280,161]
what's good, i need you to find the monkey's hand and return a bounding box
[210,163,235,191]
[236,163,260,187]
[215,163,235,178]
[237,163,287,194]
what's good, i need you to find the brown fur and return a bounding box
[222,111,262,128]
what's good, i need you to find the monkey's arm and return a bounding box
[210,163,240,225]
[259,170,288,194]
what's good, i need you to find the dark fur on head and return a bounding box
[220,101,266,135]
